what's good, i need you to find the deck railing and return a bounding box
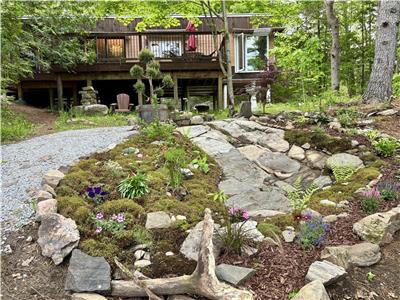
[96,32,223,62]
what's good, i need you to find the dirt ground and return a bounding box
[9,103,58,137]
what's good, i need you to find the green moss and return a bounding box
[257,222,282,238]
[80,239,120,260]
[55,185,78,197]
[58,196,87,219]
[74,206,92,224]
[284,129,352,153]
[264,214,295,230]
[97,199,144,218]
[60,169,97,191]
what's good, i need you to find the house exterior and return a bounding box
[17,14,282,110]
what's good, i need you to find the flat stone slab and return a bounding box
[226,189,291,215]
[145,211,172,229]
[306,150,328,170]
[37,213,80,265]
[176,125,209,139]
[192,131,234,156]
[65,249,111,292]
[180,221,221,261]
[238,145,270,161]
[326,153,364,170]
[306,260,347,286]
[292,280,330,300]
[257,133,290,152]
[215,264,256,285]
[257,152,301,174]
[208,120,246,138]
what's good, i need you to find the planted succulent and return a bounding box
[85,187,108,204]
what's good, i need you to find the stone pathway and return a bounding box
[1,126,134,234]
[177,119,330,217]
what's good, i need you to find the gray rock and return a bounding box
[301,208,321,218]
[36,198,57,220]
[239,101,252,118]
[65,249,111,292]
[36,190,53,202]
[323,215,338,223]
[38,213,80,265]
[328,121,342,131]
[82,104,109,116]
[313,176,333,189]
[292,280,330,300]
[221,220,264,242]
[180,221,221,261]
[190,115,204,125]
[238,145,270,161]
[319,199,337,208]
[241,245,258,257]
[377,108,398,116]
[306,150,328,170]
[351,140,359,147]
[208,120,245,138]
[226,189,291,216]
[176,125,209,139]
[167,295,196,300]
[215,264,256,285]
[258,133,290,152]
[302,143,311,149]
[134,259,151,268]
[180,168,194,179]
[306,260,347,286]
[42,169,65,188]
[134,250,146,260]
[235,119,272,132]
[326,153,364,170]
[42,184,56,197]
[145,211,172,229]
[282,229,296,242]
[288,145,306,160]
[71,294,108,300]
[257,152,301,174]
[192,130,234,156]
[321,242,381,270]
[353,206,400,245]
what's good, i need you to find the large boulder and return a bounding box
[239,101,252,118]
[292,280,330,300]
[305,260,347,286]
[190,115,204,125]
[73,104,108,116]
[215,264,256,286]
[191,130,234,156]
[321,242,381,269]
[353,206,400,245]
[326,153,364,170]
[65,249,111,292]
[42,169,65,188]
[180,221,221,261]
[37,213,80,265]
[257,152,301,174]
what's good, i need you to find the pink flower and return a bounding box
[137,153,143,158]
[95,227,102,233]
[116,213,125,223]
[96,212,104,220]
[242,211,250,220]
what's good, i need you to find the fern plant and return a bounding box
[331,165,356,182]
[284,177,319,213]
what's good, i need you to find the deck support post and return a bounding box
[49,88,54,111]
[17,83,23,101]
[72,83,78,106]
[173,75,180,111]
[56,74,63,111]
[217,75,223,110]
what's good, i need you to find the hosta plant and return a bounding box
[118,173,149,199]
[372,137,399,157]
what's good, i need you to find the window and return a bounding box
[96,38,125,60]
[235,34,268,72]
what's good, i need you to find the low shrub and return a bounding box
[335,107,360,127]
[142,120,174,140]
[361,188,381,213]
[297,215,329,249]
[372,137,399,157]
[118,173,149,199]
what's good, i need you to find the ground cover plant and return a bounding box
[1,103,35,142]
[56,121,224,275]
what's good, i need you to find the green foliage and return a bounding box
[219,219,251,255]
[380,189,397,201]
[284,129,352,153]
[138,48,155,64]
[372,137,399,157]
[209,190,228,204]
[331,165,357,182]
[361,197,380,213]
[335,107,360,127]
[80,239,120,260]
[132,226,153,245]
[257,222,282,238]
[97,199,144,218]
[142,121,174,140]
[164,148,187,188]
[1,104,35,142]
[364,129,380,142]
[367,271,376,282]
[288,290,299,299]
[392,73,400,97]
[285,178,319,213]
[298,216,329,249]
[130,65,144,79]
[119,173,149,199]
[191,153,210,174]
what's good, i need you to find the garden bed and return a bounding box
[55,121,225,276]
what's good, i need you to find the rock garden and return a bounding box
[2,102,400,300]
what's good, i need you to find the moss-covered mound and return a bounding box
[284,129,352,153]
[56,123,224,276]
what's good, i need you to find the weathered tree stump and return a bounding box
[112,209,254,300]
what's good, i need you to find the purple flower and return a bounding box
[95,226,103,233]
[111,214,117,220]
[96,212,104,220]
[116,213,125,223]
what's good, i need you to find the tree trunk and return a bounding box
[324,0,340,91]
[222,0,235,113]
[363,0,400,104]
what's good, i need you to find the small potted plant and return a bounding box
[130,49,174,122]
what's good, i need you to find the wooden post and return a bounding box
[49,88,54,111]
[173,75,179,110]
[17,83,23,101]
[57,74,63,111]
[217,75,223,110]
[72,84,78,106]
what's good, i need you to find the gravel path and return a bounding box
[1,126,134,234]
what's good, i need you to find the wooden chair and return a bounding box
[111,93,133,112]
